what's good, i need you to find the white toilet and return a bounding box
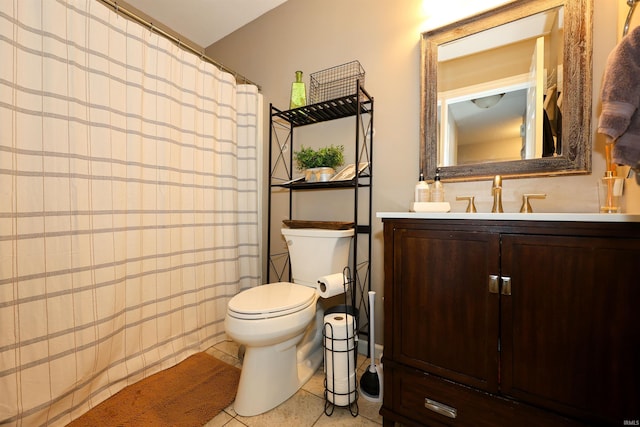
[224,227,354,416]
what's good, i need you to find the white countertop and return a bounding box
[376,212,640,222]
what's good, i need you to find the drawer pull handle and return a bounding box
[425,398,457,419]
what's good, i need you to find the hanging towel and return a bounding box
[598,25,640,169]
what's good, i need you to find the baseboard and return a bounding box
[357,339,383,361]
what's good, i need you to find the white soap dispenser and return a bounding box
[415,172,430,203]
[431,168,444,202]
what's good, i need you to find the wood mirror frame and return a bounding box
[421,0,593,181]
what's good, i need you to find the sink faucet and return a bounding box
[491,175,503,213]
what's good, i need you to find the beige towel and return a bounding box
[598,25,640,169]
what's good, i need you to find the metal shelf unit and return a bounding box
[267,82,374,337]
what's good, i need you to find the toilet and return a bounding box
[224,227,354,416]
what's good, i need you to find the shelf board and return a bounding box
[274,176,371,189]
[272,93,372,127]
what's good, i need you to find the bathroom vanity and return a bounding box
[378,213,640,426]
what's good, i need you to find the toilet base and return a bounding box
[233,334,323,416]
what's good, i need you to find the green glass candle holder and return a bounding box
[290,70,307,109]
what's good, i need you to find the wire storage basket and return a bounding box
[309,61,365,104]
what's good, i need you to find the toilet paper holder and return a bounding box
[322,266,359,417]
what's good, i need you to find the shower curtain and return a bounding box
[0,1,261,425]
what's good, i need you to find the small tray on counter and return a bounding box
[410,202,451,213]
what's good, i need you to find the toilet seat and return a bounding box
[227,282,316,320]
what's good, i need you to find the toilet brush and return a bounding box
[360,291,382,402]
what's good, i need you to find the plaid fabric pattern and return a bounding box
[0,1,261,425]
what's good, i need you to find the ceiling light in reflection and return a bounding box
[471,93,505,109]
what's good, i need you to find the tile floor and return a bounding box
[204,340,383,427]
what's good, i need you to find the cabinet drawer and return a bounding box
[388,364,582,427]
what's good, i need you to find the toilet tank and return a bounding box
[281,227,354,288]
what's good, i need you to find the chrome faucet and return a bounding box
[491,175,503,213]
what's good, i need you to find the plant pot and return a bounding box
[316,167,335,182]
[304,168,320,182]
[304,167,335,182]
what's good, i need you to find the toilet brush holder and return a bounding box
[359,291,382,402]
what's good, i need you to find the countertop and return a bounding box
[376,212,640,222]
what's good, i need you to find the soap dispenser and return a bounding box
[415,172,430,203]
[431,168,444,202]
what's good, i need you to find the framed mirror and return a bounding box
[421,0,592,181]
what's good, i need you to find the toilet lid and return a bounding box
[227,282,316,320]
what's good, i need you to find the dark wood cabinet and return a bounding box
[392,229,500,394]
[381,217,640,426]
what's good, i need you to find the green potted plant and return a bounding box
[294,144,344,182]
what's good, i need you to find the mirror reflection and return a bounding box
[438,6,563,166]
[421,0,592,181]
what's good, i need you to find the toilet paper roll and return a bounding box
[326,373,357,406]
[324,313,357,406]
[316,273,347,298]
[324,313,356,352]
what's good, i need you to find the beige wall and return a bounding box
[619,0,640,40]
[206,0,631,346]
[439,39,535,91]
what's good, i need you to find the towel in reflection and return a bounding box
[598,25,640,169]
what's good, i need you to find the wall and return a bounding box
[619,0,640,37]
[440,39,535,91]
[206,0,630,346]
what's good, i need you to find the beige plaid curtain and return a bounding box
[0,1,261,425]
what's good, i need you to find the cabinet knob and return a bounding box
[501,276,512,295]
[489,275,512,295]
[489,275,500,294]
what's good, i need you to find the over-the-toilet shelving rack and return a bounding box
[267,82,374,339]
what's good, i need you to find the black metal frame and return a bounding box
[323,267,359,417]
[267,81,374,339]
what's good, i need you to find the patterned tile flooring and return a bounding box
[204,340,383,427]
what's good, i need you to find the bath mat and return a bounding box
[67,352,240,426]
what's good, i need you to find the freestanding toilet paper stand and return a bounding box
[322,266,359,417]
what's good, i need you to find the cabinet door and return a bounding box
[392,228,500,393]
[501,234,640,424]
